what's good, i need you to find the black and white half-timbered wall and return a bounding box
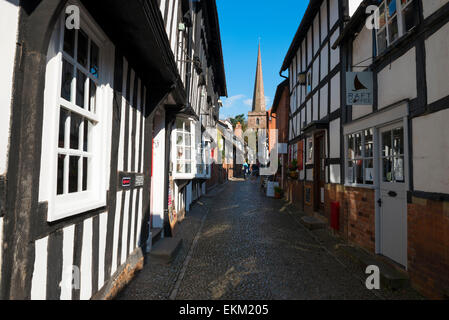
[0,0,226,300]
[157,0,226,233]
[282,0,449,299]
[332,0,449,299]
[281,0,345,218]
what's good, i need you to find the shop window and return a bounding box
[381,127,405,183]
[346,129,374,185]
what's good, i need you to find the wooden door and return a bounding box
[314,132,326,213]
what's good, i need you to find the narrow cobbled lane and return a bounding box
[118,179,420,300]
[173,179,376,300]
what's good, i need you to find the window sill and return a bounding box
[374,27,418,65]
[173,174,196,181]
[344,183,376,190]
[49,194,106,222]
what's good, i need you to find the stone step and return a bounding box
[149,237,183,265]
[300,216,327,230]
[339,245,410,291]
[151,228,162,245]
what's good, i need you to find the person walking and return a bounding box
[243,161,249,179]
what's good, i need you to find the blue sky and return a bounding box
[217,0,308,120]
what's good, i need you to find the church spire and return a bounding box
[251,41,266,112]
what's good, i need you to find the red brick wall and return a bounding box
[345,187,376,253]
[408,197,449,299]
[286,180,304,207]
[324,185,375,252]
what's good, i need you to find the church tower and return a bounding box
[247,43,268,130]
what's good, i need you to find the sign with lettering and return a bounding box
[122,177,131,187]
[135,175,144,187]
[346,72,373,105]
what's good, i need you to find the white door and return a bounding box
[379,123,407,267]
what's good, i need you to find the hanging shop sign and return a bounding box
[346,72,373,105]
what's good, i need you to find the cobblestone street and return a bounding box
[117,179,422,300]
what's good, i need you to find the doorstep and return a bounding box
[339,245,410,290]
[149,237,183,265]
[300,215,327,230]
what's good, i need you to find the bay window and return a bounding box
[40,4,114,222]
[376,0,416,54]
[173,118,196,180]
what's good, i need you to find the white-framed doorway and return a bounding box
[343,101,410,268]
[378,122,408,267]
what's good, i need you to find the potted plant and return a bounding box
[288,159,299,179]
[274,186,283,199]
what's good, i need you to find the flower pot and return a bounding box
[289,171,298,179]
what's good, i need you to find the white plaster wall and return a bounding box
[320,1,328,42]
[377,47,417,109]
[329,118,340,158]
[352,105,373,120]
[313,59,319,89]
[31,237,48,300]
[330,72,340,113]
[349,0,363,16]
[352,24,373,72]
[60,225,75,300]
[320,43,329,81]
[80,218,93,300]
[0,0,19,175]
[313,15,320,55]
[412,109,449,194]
[329,0,339,29]
[307,28,313,64]
[330,165,341,184]
[320,84,328,119]
[302,40,306,69]
[307,99,312,124]
[151,111,166,229]
[296,113,301,133]
[330,29,340,70]
[425,21,449,104]
[423,0,449,18]
[301,108,305,130]
[313,93,319,121]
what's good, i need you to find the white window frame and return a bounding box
[345,129,375,187]
[39,1,114,222]
[172,117,196,180]
[376,0,415,55]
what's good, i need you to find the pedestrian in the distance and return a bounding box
[243,161,249,179]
